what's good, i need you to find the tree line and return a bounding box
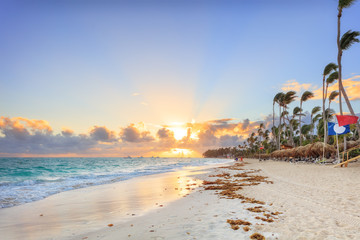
[203,0,359,158]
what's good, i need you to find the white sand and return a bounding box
[239,159,360,240]
[1,159,360,240]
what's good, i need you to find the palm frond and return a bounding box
[301,91,314,102]
[273,92,284,104]
[325,108,336,120]
[281,111,289,117]
[301,124,312,135]
[323,63,338,76]
[326,72,339,84]
[313,113,322,123]
[283,91,297,105]
[340,30,360,50]
[311,106,321,115]
[329,91,339,102]
[293,106,301,115]
[339,0,357,8]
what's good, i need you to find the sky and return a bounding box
[1,0,360,157]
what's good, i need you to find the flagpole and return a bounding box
[336,133,340,164]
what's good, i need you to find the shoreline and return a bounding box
[2,159,360,239]
[0,162,230,240]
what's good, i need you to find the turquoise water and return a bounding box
[0,157,231,208]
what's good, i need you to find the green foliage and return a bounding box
[301,124,312,135]
[311,106,321,115]
[323,63,338,76]
[326,72,339,84]
[340,30,360,50]
[283,91,297,106]
[301,91,314,102]
[338,0,357,9]
[329,91,339,102]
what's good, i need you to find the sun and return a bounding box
[170,127,188,140]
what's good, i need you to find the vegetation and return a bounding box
[203,1,359,159]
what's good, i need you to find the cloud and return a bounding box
[157,128,175,139]
[0,117,97,155]
[285,75,360,102]
[0,116,271,157]
[120,124,155,143]
[61,128,74,137]
[281,79,315,93]
[90,126,117,142]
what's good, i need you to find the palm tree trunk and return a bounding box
[299,101,303,146]
[337,7,346,152]
[287,117,294,146]
[340,82,360,134]
[322,76,328,143]
[278,105,282,150]
[273,103,276,146]
[337,8,343,116]
[324,83,330,144]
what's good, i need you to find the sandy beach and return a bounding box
[1,159,360,240]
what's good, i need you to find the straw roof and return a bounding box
[271,142,336,159]
[338,139,360,152]
[305,142,336,158]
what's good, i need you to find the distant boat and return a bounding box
[124,156,132,159]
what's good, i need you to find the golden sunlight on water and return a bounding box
[160,148,197,157]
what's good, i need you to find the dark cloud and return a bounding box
[207,118,235,124]
[90,126,117,142]
[121,124,155,143]
[157,128,174,139]
[218,135,243,147]
[241,119,250,130]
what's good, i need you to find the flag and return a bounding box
[328,122,350,136]
[260,146,264,150]
[336,115,359,126]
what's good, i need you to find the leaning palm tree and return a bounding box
[273,92,284,149]
[310,106,321,142]
[276,92,286,149]
[337,0,360,134]
[322,64,337,153]
[301,124,312,143]
[299,91,314,145]
[328,91,339,109]
[322,71,339,143]
[281,91,297,145]
[322,63,338,137]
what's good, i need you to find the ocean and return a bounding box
[0,157,231,208]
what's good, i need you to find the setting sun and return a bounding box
[170,127,188,140]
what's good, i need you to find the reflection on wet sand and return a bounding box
[0,168,205,240]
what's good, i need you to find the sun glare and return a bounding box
[160,148,194,157]
[170,127,188,140]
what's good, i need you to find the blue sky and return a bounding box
[0,0,359,156]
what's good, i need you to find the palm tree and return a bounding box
[322,64,338,145]
[281,91,297,147]
[273,92,284,149]
[310,106,321,142]
[276,92,285,149]
[301,124,312,143]
[299,91,314,145]
[328,91,339,109]
[257,123,264,144]
[322,71,339,143]
[337,0,360,134]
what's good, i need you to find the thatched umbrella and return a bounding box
[294,146,307,158]
[305,142,336,158]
